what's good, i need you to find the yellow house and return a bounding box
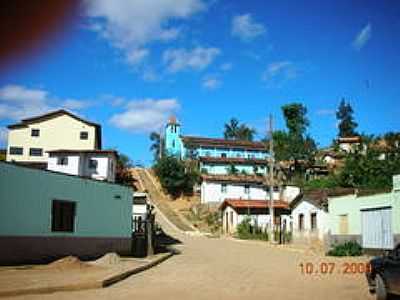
[6,110,101,167]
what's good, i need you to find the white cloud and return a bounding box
[85,0,206,65]
[0,84,89,121]
[163,47,220,73]
[232,14,266,41]
[0,127,8,146]
[261,61,298,88]
[352,23,371,50]
[109,98,180,133]
[220,62,232,71]
[202,75,221,90]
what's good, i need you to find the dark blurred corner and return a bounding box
[0,1,80,69]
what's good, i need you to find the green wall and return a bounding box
[328,191,400,235]
[0,162,132,238]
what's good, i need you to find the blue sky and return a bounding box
[1,0,399,165]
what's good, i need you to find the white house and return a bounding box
[220,199,291,235]
[7,110,101,167]
[290,191,329,242]
[47,149,117,182]
[200,174,300,204]
[338,136,362,153]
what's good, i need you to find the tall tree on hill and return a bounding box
[224,118,256,141]
[281,103,316,161]
[336,99,358,137]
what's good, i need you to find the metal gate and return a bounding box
[361,206,393,249]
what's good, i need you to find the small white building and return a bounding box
[220,199,291,235]
[338,136,362,153]
[132,192,149,221]
[200,174,300,204]
[47,149,117,182]
[290,192,329,242]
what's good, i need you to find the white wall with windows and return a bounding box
[291,200,328,241]
[200,181,300,204]
[47,152,116,182]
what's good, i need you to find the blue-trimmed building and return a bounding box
[164,117,269,175]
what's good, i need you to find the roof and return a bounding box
[201,174,265,184]
[338,136,361,143]
[220,199,289,211]
[181,135,266,151]
[167,116,179,125]
[199,156,269,165]
[290,188,356,210]
[47,149,118,157]
[7,109,102,149]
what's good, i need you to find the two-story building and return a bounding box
[6,110,101,168]
[164,117,269,175]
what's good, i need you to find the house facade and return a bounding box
[220,199,291,234]
[290,191,330,242]
[6,110,101,166]
[200,174,300,204]
[328,183,400,250]
[0,161,132,265]
[47,149,117,182]
[164,117,269,175]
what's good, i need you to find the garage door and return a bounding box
[361,207,393,249]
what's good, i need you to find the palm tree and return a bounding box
[224,118,256,141]
[224,118,240,140]
[236,125,256,141]
[149,131,162,161]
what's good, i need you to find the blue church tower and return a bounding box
[164,116,183,158]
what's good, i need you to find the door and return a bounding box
[361,207,393,249]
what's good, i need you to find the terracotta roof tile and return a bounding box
[182,135,267,150]
[220,199,289,210]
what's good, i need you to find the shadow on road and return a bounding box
[155,228,183,255]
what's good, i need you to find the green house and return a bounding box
[328,176,400,250]
[0,162,133,265]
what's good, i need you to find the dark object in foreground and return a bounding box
[366,243,400,300]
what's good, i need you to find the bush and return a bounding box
[153,155,199,198]
[236,218,269,241]
[327,241,362,256]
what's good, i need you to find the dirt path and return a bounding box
[8,232,374,300]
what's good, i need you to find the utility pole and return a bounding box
[268,114,275,243]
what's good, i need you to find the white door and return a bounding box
[361,207,393,249]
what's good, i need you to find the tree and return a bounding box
[282,103,309,137]
[115,153,135,187]
[149,131,163,161]
[153,155,199,198]
[224,118,256,141]
[281,103,316,161]
[336,99,358,137]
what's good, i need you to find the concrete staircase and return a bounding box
[133,168,195,233]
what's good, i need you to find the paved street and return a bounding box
[9,213,374,300]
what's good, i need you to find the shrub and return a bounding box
[327,241,362,256]
[236,218,268,241]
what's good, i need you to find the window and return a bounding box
[221,183,227,193]
[221,153,227,158]
[205,151,211,157]
[273,186,279,192]
[172,140,175,148]
[31,129,40,137]
[244,184,250,194]
[9,147,23,155]
[339,214,349,234]
[51,200,76,232]
[29,148,43,156]
[57,156,68,166]
[298,214,304,231]
[80,131,88,140]
[88,159,98,169]
[311,213,317,230]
